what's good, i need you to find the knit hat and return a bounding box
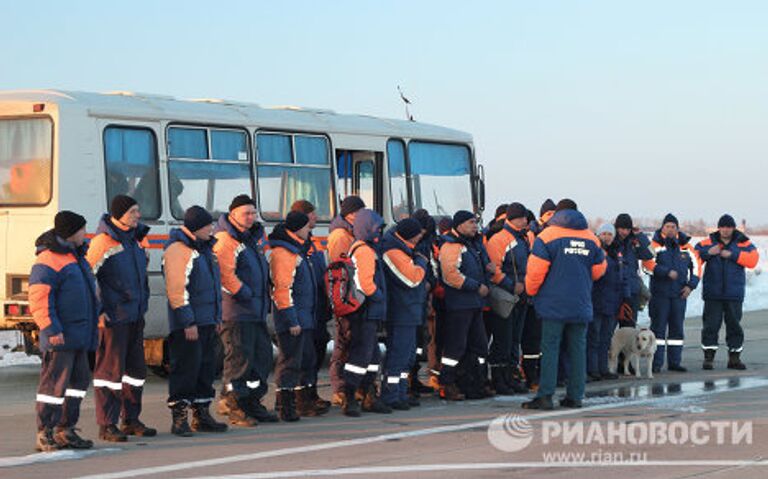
[412,208,433,231]
[437,216,453,234]
[285,211,310,232]
[340,195,366,217]
[290,199,315,214]
[229,194,256,212]
[396,218,423,241]
[452,210,475,229]
[540,198,556,217]
[506,202,527,220]
[110,194,138,221]
[718,214,736,228]
[54,211,87,239]
[596,223,616,236]
[184,206,213,233]
[494,204,509,219]
[662,213,679,227]
[556,198,578,212]
[526,209,536,223]
[614,213,633,230]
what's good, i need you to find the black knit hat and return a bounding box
[662,213,679,227]
[494,204,509,219]
[54,211,87,239]
[340,195,366,217]
[229,194,256,212]
[614,213,633,230]
[396,218,423,240]
[437,216,452,234]
[718,214,736,228]
[556,198,578,212]
[452,210,476,229]
[110,194,138,221]
[540,198,556,217]
[285,211,310,232]
[506,202,527,220]
[526,209,536,223]
[184,205,213,233]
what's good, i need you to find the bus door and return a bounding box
[335,150,383,215]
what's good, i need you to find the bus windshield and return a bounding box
[0,118,53,206]
[408,141,473,217]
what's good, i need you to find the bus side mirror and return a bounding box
[475,164,486,214]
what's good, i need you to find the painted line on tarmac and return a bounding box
[183,460,768,478]
[75,377,768,479]
[0,448,120,468]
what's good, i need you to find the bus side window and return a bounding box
[103,127,161,219]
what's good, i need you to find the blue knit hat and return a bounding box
[396,218,423,240]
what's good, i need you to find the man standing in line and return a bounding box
[695,214,759,370]
[30,211,100,451]
[87,195,157,442]
[642,214,701,373]
[214,195,276,426]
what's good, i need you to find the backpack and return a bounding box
[325,243,366,317]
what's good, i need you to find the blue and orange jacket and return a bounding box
[86,214,150,325]
[615,231,654,296]
[529,210,555,237]
[213,215,270,323]
[592,241,631,317]
[350,209,387,321]
[695,230,759,301]
[162,227,222,331]
[486,220,534,296]
[381,229,429,325]
[268,224,317,332]
[327,215,355,262]
[525,209,607,323]
[439,230,489,311]
[29,230,100,352]
[642,230,701,299]
[306,234,331,325]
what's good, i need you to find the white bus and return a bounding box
[0,89,485,366]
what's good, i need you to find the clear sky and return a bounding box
[2,1,766,225]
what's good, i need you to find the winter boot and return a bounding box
[98,423,127,442]
[170,402,194,437]
[220,393,258,427]
[248,396,279,423]
[507,365,530,393]
[278,389,300,422]
[54,427,93,449]
[727,351,746,370]
[341,385,362,417]
[295,388,324,417]
[439,383,465,401]
[308,385,331,410]
[191,403,228,432]
[362,384,393,414]
[121,419,157,437]
[703,349,716,370]
[491,365,513,395]
[35,428,59,452]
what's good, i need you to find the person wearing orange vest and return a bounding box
[341,209,392,417]
[327,196,366,405]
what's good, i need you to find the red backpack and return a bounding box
[325,244,365,317]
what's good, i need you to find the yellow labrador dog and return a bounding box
[608,327,658,379]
